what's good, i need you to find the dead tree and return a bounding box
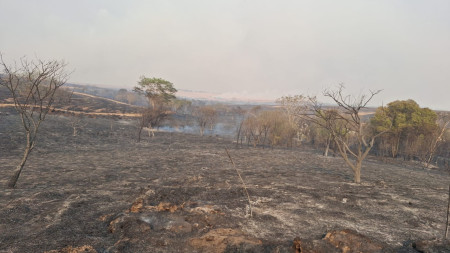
[233,106,247,147]
[136,105,168,142]
[193,106,218,136]
[425,113,449,168]
[0,54,69,188]
[277,95,309,145]
[68,113,88,136]
[302,85,385,183]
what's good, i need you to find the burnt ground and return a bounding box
[1,114,450,252]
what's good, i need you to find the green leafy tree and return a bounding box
[133,77,177,108]
[371,100,438,159]
[133,76,177,142]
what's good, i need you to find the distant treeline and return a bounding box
[65,84,449,168]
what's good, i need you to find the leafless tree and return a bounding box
[301,85,385,183]
[0,54,69,188]
[193,106,218,136]
[68,113,88,136]
[425,113,450,168]
[234,106,247,147]
[136,105,168,142]
[241,114,263,148]
[277,95,310,146]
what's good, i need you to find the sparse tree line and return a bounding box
[303,98,449,169]
[235,108,298,149]
[232,85,449,183]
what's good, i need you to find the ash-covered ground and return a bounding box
[0,114,449,252]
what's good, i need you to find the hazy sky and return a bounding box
[1,0,449,109]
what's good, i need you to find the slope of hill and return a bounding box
[0,86,140,117]
[66,83,276,105]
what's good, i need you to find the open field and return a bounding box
[1,114,449,252]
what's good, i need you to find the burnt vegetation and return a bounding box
[1,58,450,252]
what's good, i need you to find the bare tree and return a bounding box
[425,113,449,168]
[241,114,263,148]
[277,95,310,147]
[136,105,168,142]
[0,54,69,188]
[234,106,247,147]
[302,85,384,183]
[68,113,88,136]
[193,106,218,136]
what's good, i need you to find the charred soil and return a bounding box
[0,114,449,252]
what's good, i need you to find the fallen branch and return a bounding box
[225,148,252,217]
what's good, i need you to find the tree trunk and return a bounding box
[8,145,31,188]
[393,135,400,158]
[426,122,449,168]
[236,122,243,148]
[262,131,267,150]
[146,124,155,138]
[324,137,330,157]
[354,162,362,184]
[137,126,143,142]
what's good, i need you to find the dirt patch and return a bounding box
[189,228,262,252]
[324,229,386,253]
[106,187,236,252]
[293,229,388,253]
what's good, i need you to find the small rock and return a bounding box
[167,219,192,233]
